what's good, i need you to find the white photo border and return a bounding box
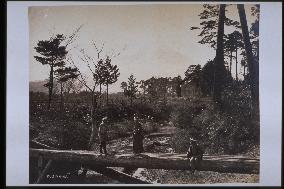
[6,1,282,186]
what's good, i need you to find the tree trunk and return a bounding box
[235,48,238,81]
[88,89,97,150]
[213,4,226,103]
[176,84,182,97]
[99,83,102,107]
[48,65,54,110]
[106,83,109,105]
[130,96,133,106]
[237,4,259,107]
[230,51,233,74]
[60,82,64,111]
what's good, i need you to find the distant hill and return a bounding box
[29,80,48,93]
[29,80,124,95]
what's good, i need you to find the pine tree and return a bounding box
[237,4,259,108]
[94,59,107,106]
[102,56,120,105]
[34,34,68,109]
[213,4,227,103]
[185,64,202,96]
[121,75,138,106]
[127,74,138,106]
[54,66,79,110]
[190,4,241,49]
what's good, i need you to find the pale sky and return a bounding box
[29,4,256,93]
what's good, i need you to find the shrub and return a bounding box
[190,89,259,154]
[111,120,134,135]
[30,100,92,149]
[142,121,159,134]
[35,115,91,150]
[169,129,192,153]
[169,88,259,155]
[168,98,206,130]
[221,82,254,117]
[170,104,193,129]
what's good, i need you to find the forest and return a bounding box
[30,4,260,184]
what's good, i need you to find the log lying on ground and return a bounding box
[30,149,259,174]
[30,140,58,183]
[30,141,82,183]
[145,133,173,138]
[145,141,170,152]
[30,142,150,184]
[30,140,58,150]
[86,166,150,184]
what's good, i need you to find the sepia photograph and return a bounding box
[28,3,261,185]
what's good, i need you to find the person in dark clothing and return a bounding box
[98,116,109,154]
[186,138,204,173]
[132,115,144,154]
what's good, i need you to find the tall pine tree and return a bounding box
[34,34,68,109]
[102,56,120,105]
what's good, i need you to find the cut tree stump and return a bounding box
[30,149,259,174]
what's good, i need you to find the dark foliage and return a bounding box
[170,83,259,154]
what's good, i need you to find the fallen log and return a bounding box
[30,140,57,183]
[86,166,150,184]
[30,140,81,183]
[29,141,147,183]
[145,133,173,138]
[145,141,170,152]
[30,140,58,150]
[30,149,259,174]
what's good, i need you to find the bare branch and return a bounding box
[92,40,105,59]
[65,24,84,47]
[66,56,92,91]
[108,49,121,59]
[99,43,105,53]
[112,52,121,59]
[92,40,99,52]
[68,44,79,52]
[83,52,96,66]
[108,44,126,59]
[77,48,96,78]
[70,47,100,89]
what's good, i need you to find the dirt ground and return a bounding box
[84,125,259,184]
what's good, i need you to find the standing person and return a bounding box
[132,114,144,154]
[98,116,109,154]
[186,138,204,173]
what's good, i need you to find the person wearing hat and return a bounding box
[132,114,144,154]
[186,138,204,173]
[98,116,109,154]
